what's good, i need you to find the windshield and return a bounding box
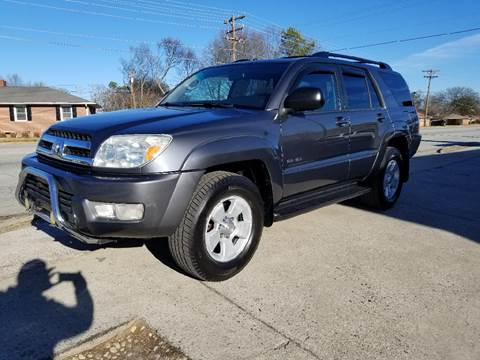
[159,62,289,110]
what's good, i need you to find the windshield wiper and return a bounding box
[157,102,185,107]
[183,102,234,109]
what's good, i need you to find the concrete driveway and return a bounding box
[0,127,479,360]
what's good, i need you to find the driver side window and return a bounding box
[294,71,339,111]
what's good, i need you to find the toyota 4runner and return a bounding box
[16,52,421,281]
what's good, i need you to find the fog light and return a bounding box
[86,200,144,221]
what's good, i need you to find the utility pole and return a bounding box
[224,15,245,62]
[423,69,439,127]
[129,71,136,109]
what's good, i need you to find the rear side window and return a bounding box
[342,73,370,109]
[367,77,382,108]
[295,71,339,111]
[379,72,412,107]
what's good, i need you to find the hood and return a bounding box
[49,107,255,143]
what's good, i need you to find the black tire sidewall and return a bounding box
[191,178,264,280]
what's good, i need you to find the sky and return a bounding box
[0,0,479,100]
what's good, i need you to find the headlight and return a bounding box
[93,134,172,168]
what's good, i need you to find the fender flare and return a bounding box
[369,131,411,182]
[181,136,284,203]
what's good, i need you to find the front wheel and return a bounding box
[168,171,264,281]
[361,147,404,210]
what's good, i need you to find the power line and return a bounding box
[0,33,128,53]
[62,0,226,25]
[423,70,439,127]
[0,32,202,60]
[1,0,222,30]
[329,26,480,51]
[0,24,207,49]
[224,15,245,62]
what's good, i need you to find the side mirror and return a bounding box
[284,87,325,112]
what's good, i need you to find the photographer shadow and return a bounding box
[0,259,93,360]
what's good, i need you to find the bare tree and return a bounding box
[204,32,231,65]
[204,27,284,66]
[121,39,197,107]
[120,43,159,108]
[6,74,23,86]
[177,49,201,79]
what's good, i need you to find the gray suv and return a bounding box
[16,52,421,281]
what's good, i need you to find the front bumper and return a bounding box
[16,154,203,244]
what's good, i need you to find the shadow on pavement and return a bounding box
[421,139,480,148]
[31,219,188,276]
[0,259,94,360]
[32,219,145,251]
[347,149,480,244]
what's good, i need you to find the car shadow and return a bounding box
[32,219,145,251]
[421,139,480,149]
[32,219,189,277]
[0,259,94,360]
[345,148,480,244]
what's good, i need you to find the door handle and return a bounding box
[377,113,386,123]
[336,116,350,127]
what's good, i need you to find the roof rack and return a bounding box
[311,51,392,70]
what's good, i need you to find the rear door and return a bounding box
[281,63,350,197]
[340,66,385,179]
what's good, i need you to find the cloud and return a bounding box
[393,33,480,68]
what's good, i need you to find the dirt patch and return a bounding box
[0,138,39,144]
[0,214,33,235]
[437,145,480,153]
[58,319,189,360]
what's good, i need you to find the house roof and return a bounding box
[0,86,95,105]
[444,113,467,120]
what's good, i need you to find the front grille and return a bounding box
[24,175,51,210]
[47,129,91,142]
[38,139,53,151]
[38,129,93,166]
[37,154,91,174]
[63,146,91,158]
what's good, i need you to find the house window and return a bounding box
[14,106,28,122]
[61,106,73,120]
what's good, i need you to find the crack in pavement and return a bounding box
[200,282,322,360]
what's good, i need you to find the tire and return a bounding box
[361,147,404,210]
[168,171,264,281]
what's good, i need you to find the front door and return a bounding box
[281,64,350,197]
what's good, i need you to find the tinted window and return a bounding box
[367,77,382,108]
[162,63,289,109]
[342,73,371,109]
[379,72,412,107]
[295,72,338,111]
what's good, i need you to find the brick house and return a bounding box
[443,113,471,126]
[0,79,97,136]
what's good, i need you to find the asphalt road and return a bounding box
[0,126,479,360]
[0,142,35,217]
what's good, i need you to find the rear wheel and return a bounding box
[168,171,264,281]
[361,147,404,210]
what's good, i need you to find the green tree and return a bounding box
[279,27,316,57]
[441,87,480,116]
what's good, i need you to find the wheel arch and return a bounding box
[181,137,283,226]
[386,135,410,182]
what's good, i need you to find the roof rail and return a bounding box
[311,51,392,70]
